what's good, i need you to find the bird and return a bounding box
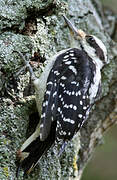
[16,15,107,177]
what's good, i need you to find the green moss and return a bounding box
[3,167,9,178]
[0,32,32,72]
[0,0,56,32]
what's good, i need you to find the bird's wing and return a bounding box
[40,48,95,141]
[40,50,73,141]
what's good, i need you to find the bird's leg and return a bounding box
[15,66,27,78]
[58,141,67,156]
[16,162,21,178]
[14,51,37,81]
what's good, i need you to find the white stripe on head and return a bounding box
[92,35,107,63]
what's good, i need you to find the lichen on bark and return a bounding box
[0,0,117,180]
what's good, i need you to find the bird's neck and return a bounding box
[81,43,103,70]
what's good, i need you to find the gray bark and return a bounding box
[0,0,117,179]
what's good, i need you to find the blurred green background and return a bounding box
[101,0,117,13]
[82,1,117,179]
[82,126,117,180]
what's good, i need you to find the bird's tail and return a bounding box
[16,121,56,177]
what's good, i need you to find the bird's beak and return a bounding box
[63,15,86,39]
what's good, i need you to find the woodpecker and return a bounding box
[16,15,107,176]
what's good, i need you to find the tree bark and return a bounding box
[0,0,117,179]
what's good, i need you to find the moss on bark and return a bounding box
[0,0,117,179]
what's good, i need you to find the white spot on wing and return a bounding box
[69,104,73,108]
[73,105,77,110]
[80,100,83,105]
[82,95,86,99]
[40,124,43,128]
[54,70,60,76]
[47,81,52,85]
[64,104,69,108]
[65,61,71,65]
[45,101,48,106]
[78,114,82,118]
[51,104,55,110]
[66,90,69,95]
[64,55,69,59]
[63,117,75,124]
[53,91,57,97]
[46,91,51,95]
[61,76,67,80]
[69,65,77,75]
[59,94,62,98]
[68,91,71,95]
[71,81,76,84]
[62,101,65,105]
[72,91,75,95]
[83,106,87,110]
[68,132,71,135]
[78,91,81,95]
[60,82,65,88]
[69,50,74,53]
[58,107,61,112]
[63,131,66,135]
[71,57,77,60]
[61,97,63,101]
[76,91,81,96]
[70,53,74,56]
[41,113,46,118]
[76,92,78,96]
[70,120,75,124]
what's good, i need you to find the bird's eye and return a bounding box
[86,36,95,44]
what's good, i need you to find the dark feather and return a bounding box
[16,121,56,175]
[40,48,96,142]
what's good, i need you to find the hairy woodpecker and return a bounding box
[16,15,107,176]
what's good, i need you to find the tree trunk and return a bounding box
[0,0,117,179]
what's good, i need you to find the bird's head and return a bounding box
[63,15,107,69]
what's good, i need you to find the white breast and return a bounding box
[89,61,101,103]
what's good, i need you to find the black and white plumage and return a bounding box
[40,48,94,142]
[16,16,107,176]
